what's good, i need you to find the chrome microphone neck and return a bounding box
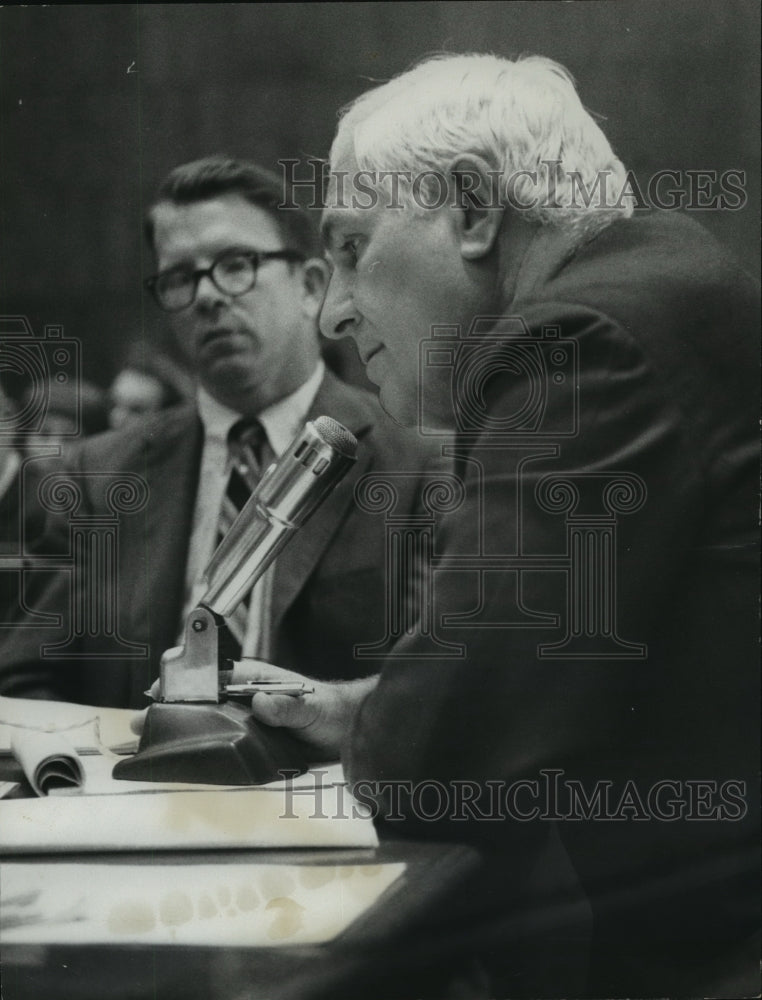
[200,417,357,620]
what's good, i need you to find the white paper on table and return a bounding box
[0,859,405,946]
[10,730,84,795]
[0,695,138,756]
[0,781,377,853]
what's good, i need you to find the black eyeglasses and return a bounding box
[144,248,306,312]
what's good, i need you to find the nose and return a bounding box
[319,271,359,340]
[194,272,227,313]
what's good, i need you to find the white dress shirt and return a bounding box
[179,360,325,659]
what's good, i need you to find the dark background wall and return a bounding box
[0,1,759,385]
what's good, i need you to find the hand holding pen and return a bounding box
[135,660,377,759]
[223,680,315,700]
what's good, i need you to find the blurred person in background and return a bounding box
[0,376,53,621]
[0,376,22,551]
[17,376,108,456]
[107,341,193,430]
[0,368,106,547]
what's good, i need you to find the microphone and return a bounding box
[115,417,358,783]
[201,416,358,620]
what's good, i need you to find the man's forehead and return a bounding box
[320,172,407,248]
[320,206,365,246]
[153,195,276,229]
[152,195,282,258]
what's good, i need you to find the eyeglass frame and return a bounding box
[144,247,307,312]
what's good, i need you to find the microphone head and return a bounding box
[260,418,357,521]
[313,416,358,458]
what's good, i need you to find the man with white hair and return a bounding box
[242,54,758,998]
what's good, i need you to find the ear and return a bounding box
[299,257,329,319]
[447,154,504,261]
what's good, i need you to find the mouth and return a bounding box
[201,328,237,348]
[361,345,383,366]
[199,328,256,362]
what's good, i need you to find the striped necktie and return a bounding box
[217,418,269,659]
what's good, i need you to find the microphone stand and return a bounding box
[113,418,357,785]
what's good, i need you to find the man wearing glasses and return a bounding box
[0,157,436,707]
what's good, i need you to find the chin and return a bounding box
[207,355,256,382]
[378,384,418,429]
[206,372,261,408]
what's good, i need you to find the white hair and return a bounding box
[332,53,633,236]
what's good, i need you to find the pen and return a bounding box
[224,682,314,698]
[143,682,314,700]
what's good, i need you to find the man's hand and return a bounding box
[239,660,377,759]
[130,660,378,759]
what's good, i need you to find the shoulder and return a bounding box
[71,402,200,471]
[509,214,759,403]
[543,213,759,322]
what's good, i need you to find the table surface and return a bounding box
[0,756,482,1000]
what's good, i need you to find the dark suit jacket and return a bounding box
[344,213,760,996]
[1,453,57,624]
[0,371,441,708]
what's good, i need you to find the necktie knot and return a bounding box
[228,416,267,451]
[227,418,268,487]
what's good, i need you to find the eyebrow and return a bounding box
[158,243,277,271]
[319,213,341,249]
[320,208,366,250]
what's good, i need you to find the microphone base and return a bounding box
[112,701,309,785]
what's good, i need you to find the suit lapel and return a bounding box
[269,372,374,637]
[121,407,202,665]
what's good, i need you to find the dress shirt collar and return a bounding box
[196,359,325,457]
